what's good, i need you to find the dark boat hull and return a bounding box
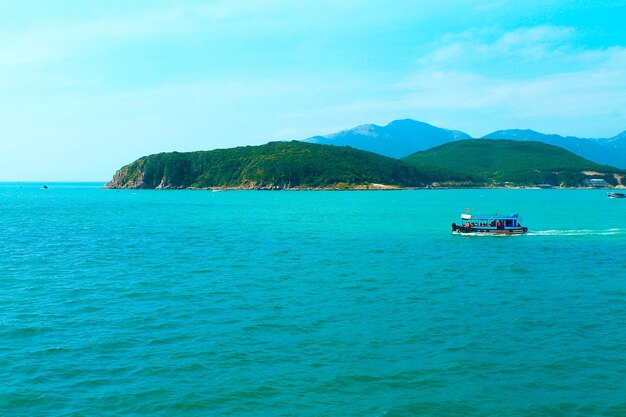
[452,223,527,235]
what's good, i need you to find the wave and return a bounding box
[453,228,625,237]
[527,228,625,236]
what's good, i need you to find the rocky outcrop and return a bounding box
[105,166,147,189]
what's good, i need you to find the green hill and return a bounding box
[105,141,455,189]
[402,139,623,186]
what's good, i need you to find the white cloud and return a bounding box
[304,26,626,137]
[397,65,626,114]
[377,25,623,135]
[419,25,579,67]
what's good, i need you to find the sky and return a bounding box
[2,0,626,181]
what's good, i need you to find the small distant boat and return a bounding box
[452,213,528,235]
[608,192,626,198]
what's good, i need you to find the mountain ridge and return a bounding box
[483,129,626,168]
[303,119,471,158]
[301,119,626,168]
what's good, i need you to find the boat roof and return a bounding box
[461,213,520,220]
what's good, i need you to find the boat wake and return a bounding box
[453,228,626,237]
[527,228,626,236]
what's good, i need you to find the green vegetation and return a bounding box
[107,139,625,190]
[106,141,453,189]
[402,139,623,187]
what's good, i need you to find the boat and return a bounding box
[608,192,626,198]
[452,213,527,235]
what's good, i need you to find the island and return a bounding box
[105,140,625,190]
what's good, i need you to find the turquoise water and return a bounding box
[2,183,626,416]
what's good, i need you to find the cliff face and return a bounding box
[106,166,145,189]
[105,159,155,189]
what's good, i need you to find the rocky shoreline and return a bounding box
[104,182,626,191]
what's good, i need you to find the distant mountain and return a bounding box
[301,119,626,168]
[483,129,626,169]
[598,130,626,150]
[105,141,453,190]
[303,119,471,158]
[402,139,623,187]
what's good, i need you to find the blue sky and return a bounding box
[2,0,626,181]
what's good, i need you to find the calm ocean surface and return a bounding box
[2,183,626,416]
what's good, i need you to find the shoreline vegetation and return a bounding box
[105,140,626,191]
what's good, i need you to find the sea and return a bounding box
[2,182,626,416]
